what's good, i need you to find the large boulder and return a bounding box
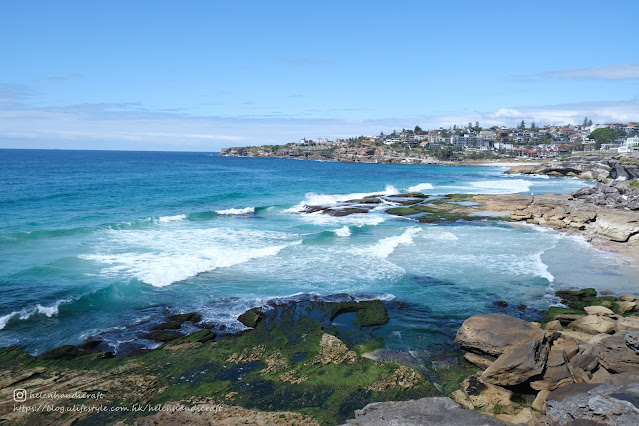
[530,347,574,391]
[594,209,639,242]
[455,314,545,357]
[480,338,548,386]
[568,314,615,334]
[595,333,639,373]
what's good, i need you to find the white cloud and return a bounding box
[542,64,639,80]
[1,96,638,151]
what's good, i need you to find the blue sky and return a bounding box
[1,0,638,151]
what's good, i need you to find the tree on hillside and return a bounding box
[531,121,537,131]
[518,120,526,130]
[414,125,423,135]
[589,127,617,150]
[474,121,481,133]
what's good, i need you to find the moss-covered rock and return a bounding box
[385,207,419,216]
[144,331,185,342]
[168,312,202,323]
[0,298,440,426]
[151,321,182,330]
[39,344,78,360]
[238,308,263,328]
[329,300,390,327]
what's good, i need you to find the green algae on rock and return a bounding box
[0,298,437,426]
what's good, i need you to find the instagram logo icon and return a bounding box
[13,389,27,402]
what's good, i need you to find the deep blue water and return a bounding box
[1,149,636,356]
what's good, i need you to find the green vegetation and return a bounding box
[1,299,441,426]
[589,127,617,149]
[385,207,420,216]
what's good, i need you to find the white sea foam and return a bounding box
[368,227,422,258]
[532,252,555,282]
[0,299,71,330]
[158,214,187,223]
[468,179,532,194]
[216,207,255,215]
[81,227,301,287]
[334,226,351,237]
[285,185,399,213]
[422,230,459,241]
[299,213,386,227]
[407,183,434,192]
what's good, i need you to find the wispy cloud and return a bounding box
[1,87,638,151]
[0,83,35,105]
[541,64,639,80]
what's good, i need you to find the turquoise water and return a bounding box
[1,149,637,356]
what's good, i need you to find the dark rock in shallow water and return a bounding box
[385,206,420,216]
[325,207,369,216]
[329,300,390,327]
[237,308,263,328]
[151,320,182,330]
[168,312,202,323]
[40,344,79,360]
[387,192,428,198]
[76,340,104,356]
[346,198,382,204]
[494,301,508,307]
[143,331,185,342]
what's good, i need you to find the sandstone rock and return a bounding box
[617,300,637,314]
[596,333,639,373]
[551,336,579,359]
[584,305,615,316]
[481,339,548,386]
[455,314,545,357]
[594,209,639,242]
[545,320,562,331]
[510,408,534,425]
[345,397,510,426]
[455,374,512,410]
[616,316,639,332]
[620,295,637,302]
[532,389,551,413]
[589,366,613,383]
[530,348,574,391]
[568,314,615,334]
[307,333,358,365]
[463,351,495,369]
[570,343,599,372]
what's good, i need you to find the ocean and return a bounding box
[1,149,636,357]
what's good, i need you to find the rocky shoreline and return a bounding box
[3,288,638,425]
